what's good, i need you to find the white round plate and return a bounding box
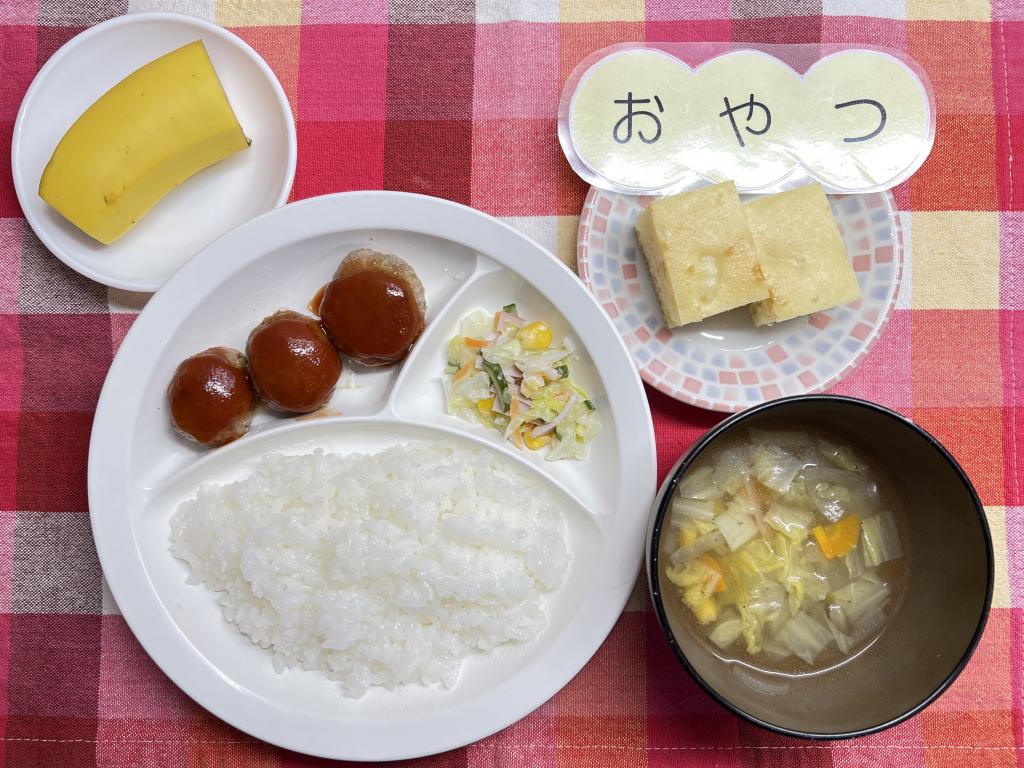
[88,192,656,761]
[12,12,296,292]
[577,186,903,412]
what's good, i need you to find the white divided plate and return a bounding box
[12,12,296,292]
[578,187,903,412]
[88,192,656,761]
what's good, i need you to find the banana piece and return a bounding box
[38,40,250,245]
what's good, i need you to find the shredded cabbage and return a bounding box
[749,429,811,450]
[679,466,719,500]
[669,531,727,568]
[830,573,891,626]
[802,467,880,523]
[717,507,760,551]
[444,370,492,407]
[817,438,870,473]
[709,611,743,649]
[546,433,590,461]
[861,510,902,567]
[776,612,833,664]
[751,445,803,492]
[459,309,492,339]
[480,333,523,365]
[714,447,751,494]
[671,497,716,525]
[765,500,812,543]
[516,347,573,376]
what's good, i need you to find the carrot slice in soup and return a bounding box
[813,514,861,559]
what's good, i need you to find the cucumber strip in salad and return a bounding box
[442,306,600,460]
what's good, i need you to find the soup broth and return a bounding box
[662,427,908,676]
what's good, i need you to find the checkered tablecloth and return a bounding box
[1,0,1021,766]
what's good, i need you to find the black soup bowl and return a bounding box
[646,395,993,738]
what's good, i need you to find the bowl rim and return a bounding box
[647,394,995,740]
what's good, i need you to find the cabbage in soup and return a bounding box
[664,429,907,674]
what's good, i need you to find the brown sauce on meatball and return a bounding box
[319,253,425,366]
[167,347,256,446]
[246,310,341,413]
[308,283,328,315]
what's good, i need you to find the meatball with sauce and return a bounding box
[168,347,256,446]
[318,249,426,366]
[246,310,341,413]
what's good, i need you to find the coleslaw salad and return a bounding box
[442,305,600,460]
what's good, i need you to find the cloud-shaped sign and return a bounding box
[561,45,934,195]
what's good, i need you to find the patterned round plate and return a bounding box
[577,186,903,412]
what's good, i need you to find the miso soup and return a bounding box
[662,428,908,676]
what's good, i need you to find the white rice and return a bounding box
[169,442,570,697]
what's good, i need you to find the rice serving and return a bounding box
[169,442,571,697]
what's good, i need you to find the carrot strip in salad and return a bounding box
[452,360,475,382]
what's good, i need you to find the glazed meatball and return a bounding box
[167,347,256,447]
[246,310,341,413]
[318,249,426,366]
